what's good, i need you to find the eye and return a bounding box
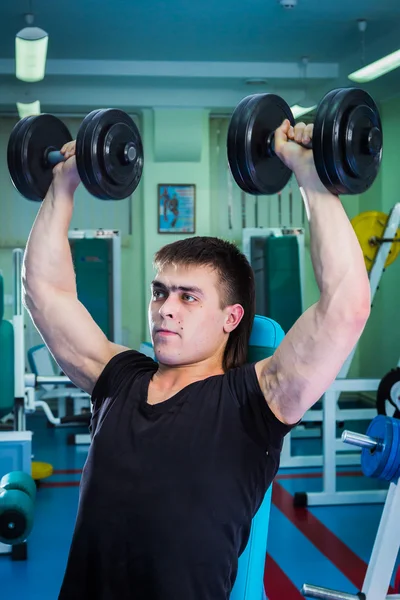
[152,290,165,300]
[182,293,196,302]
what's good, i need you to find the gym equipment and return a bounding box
[0,471,36,545]
[11,246,92,447]
[69,230,122,344]
[351,211,400,272]
[376,368,400,419]
[242,227,304,334]
[0,274,14,421]
[227,87,382,196]
[7,109,143,202]
[302,585,366,599]
[280,203,400,507]
[302,417,400,600]
[139,315,283,600]
[342,416,400,483]
[31,462,53,482]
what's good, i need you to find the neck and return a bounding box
[153,357,224,390]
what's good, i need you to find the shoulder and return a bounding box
[224,362,264,402]
[92,349,157,403]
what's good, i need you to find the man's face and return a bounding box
[148,264,242,366]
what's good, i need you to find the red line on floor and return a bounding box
[272,482,395,594]
[273,481,366,590]
[264,553,303,599]
[40,481,80,488]
[53,469,82,474]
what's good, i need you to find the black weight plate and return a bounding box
[227,93,295,195]
[76,109,143,200]
[75,109,103,198]
[227,95,259,194]
[312,88,342,194]
[377,367,400,417]
[314,88,382,195]
[7,117,30,201]
[329,88,382,194]
[236,94,281,195]
[7,115,72,202]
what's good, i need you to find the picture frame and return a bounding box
[158,184,196,234]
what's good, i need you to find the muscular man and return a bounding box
[22,119,370,600]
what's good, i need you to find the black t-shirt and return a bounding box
[59,350,293,600]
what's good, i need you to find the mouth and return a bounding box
[155,329,178,336]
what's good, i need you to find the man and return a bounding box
[22,119,370,599]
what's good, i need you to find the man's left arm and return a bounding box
[255,121,371,426]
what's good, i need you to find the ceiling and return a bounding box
[1,0,400,115]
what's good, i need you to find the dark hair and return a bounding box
[153,236,255,371]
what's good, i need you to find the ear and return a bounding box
[223,304,244,333]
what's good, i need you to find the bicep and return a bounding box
[26,288,129,394]
[255,302,368,425]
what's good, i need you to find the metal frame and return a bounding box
[12,249,91,444]
[282,203,400,505]
[302,427,400,600]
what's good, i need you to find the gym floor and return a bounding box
[1,410,399,600]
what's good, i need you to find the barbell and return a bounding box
[7,109,144,202]
[227,87,383,196]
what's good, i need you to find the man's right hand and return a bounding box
[52,140,81,195]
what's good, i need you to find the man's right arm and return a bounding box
[23,150,128,395]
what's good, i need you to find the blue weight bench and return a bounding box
[230,315,284,600]
[141,314,284,600]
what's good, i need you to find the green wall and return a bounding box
[141,108,211,342]
[0,101,398,378]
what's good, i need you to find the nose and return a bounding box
[158,294,179,319]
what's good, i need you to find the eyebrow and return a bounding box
[151,280,204,297]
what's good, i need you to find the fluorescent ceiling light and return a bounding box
[17,100,41,119]
[348,49,400,83]
[16,26,48,82]
[290,104,317,119]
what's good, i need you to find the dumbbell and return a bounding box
[342,415,400,483]
[7,109,144,202]
[0,471,36,545]
[227,87,382,196]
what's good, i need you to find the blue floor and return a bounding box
[1,412,399,599]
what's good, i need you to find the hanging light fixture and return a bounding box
[290,57,317,119]
[16,100,41,119]
[15,12,48,83]
[348,19,400,82]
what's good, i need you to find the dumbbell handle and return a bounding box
[46,150,66,166]
[302,584,365,600]
[341,430,379,450]
[268,124,381,159]
[268,132,312,157]
[45,143,137,168]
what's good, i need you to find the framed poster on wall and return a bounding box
[158,184,196,233]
